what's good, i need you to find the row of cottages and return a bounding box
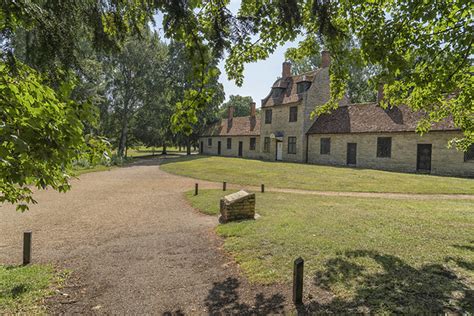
[200,51,474,177]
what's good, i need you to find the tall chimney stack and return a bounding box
[377,83,384,105]
[228,106,234,122]
[250,102,256,117]
[282,61,292,78]
[321,51,331,68]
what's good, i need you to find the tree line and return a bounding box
[1,0,471,210]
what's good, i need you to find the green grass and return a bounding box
[186,189,474,313]
[0,265,64,314]
[163,156,474,194]
[127,146,193,157]
[73,164,114,176]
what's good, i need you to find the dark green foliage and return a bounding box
[0,62,108,210]
[157,0,473,149]
[220,95,254,118]
[0,0,154,209]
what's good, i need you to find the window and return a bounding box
[320,138,331,155]
[227,138,232,149]
[465,145,474,162]
[377,137,392,158]
[272,88,284,98]
[208,138,212,146]
[289,106,298,122]
[264,137,271,153]
[288,137,297,154]
[297,82,311,94]
[265,109,272,124]
[250,138,256,150]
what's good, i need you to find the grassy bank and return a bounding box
[0,265,63,314]
[186,189,474,313]
[164,156,474,194]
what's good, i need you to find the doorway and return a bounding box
[276,141,283,161]
[200,141,203,154]
[347,143,357,165]
[238,141,243,157]
[217,141,221,155]
[417,144,432,172]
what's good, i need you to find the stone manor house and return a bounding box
[199,51,473,177]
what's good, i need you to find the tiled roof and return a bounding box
[262,69,321,107]
[201,116,260,136]
[306,103,459,134]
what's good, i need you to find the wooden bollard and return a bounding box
[195,183,198,195]
[293,257,304,305]
[223,181,227,191]
[261,184,265,193]
[23,231,32,266]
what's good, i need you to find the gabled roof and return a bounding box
[262,69,321,107]
[306,103,459,134]
[201,116,260,137]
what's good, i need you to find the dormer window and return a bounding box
[272,87,284,98]
[297,81,311,94]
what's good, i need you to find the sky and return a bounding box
[153,0,299,107]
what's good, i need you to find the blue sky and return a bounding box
[153,1,299,107]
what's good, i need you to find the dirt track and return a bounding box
[2,157,472,314]
[0,159,288,314]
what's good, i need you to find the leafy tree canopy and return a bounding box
[158,0,473,149]
[1,0,155,209]
[220,95,254,118]
[2,0,473,210]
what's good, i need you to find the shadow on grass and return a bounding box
[162,277,285,315]
[204,277,285,315]
[0,265,30,300]
[304,250,473,314]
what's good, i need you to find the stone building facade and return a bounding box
[199,105,261,159]
[199,51,473,177]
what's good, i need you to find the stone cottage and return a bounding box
[199,103,261,159]
[199,51,473,177]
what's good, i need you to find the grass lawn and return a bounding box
[73,164,114,176]
[0,265,64,314]
[127,146,194,157]
[186,189,474,313]
[164,156,474,194]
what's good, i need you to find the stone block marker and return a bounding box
[219,190,256,223]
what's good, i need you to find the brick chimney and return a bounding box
[282,61,291,78]
[250,102,256,117]
[250,102,256,131]
[321,51,331,68]
[377,83,384,105]
[228,106,234,122]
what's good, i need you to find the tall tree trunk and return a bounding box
[186,138,191,155]
[162,144,167,155]
[118,121,128,158]
[117,100,130,158]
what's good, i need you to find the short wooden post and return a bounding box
[293,257,304,305]
[223,181,227,191]
[195,183,198,196]
[23,231,32,265]
[261,184,265,193]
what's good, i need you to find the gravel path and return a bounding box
[0,158,288,314]
[1,156,471,314]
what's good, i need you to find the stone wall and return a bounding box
[307,131,473,177]
[258,66,348,163]
[219,190,256,223]
[199,136,261,159]
[259,101,306,162]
